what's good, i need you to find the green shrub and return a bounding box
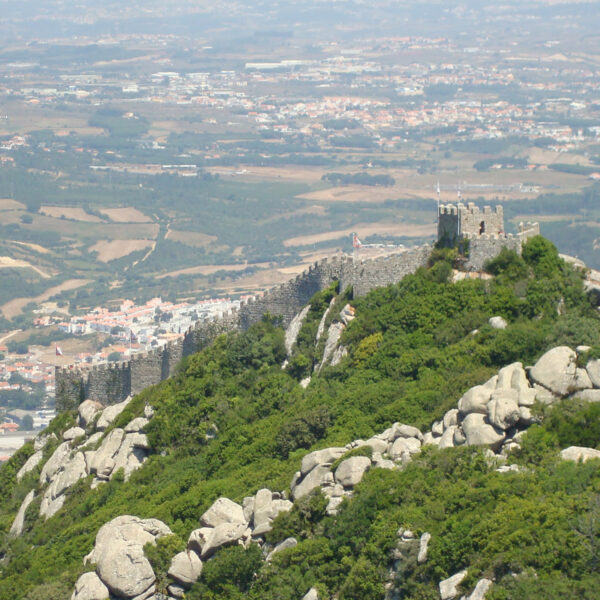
[187,544,263,599]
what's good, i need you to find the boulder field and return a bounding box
[10,397,153,535]
[65,344,600,600]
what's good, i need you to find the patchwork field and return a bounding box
[99,207,153,223]
[89,239,155,262]
[283,222,436,247]
[166,230,218,246]
[0,198,26,211]
[0,256,51,278]
[40,206,103,222]
[1,279,92,319]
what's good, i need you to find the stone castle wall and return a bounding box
[438,203,504,243]
[464,221,540,271]
[55,227,538,410]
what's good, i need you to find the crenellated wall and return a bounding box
[55,229,539,410]
[344,245,432,297]
[464,221,540,271]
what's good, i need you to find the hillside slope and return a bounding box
[1,237,600,600]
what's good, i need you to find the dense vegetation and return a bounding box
[0,237,599,599]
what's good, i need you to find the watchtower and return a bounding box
[438,202,504,246]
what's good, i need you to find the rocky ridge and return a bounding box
[68,341,600,600]
[10,397,153,534]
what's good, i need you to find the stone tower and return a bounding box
[438,202,504,246]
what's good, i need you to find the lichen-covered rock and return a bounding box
[533,384,557,405]
[496,362,527,391]
[88,427,149,483]
[586,358,600,388]
[266,537,297,561]
[462,413,505,450]
[335,456,371,487]
[71,572,110,600]
[10,490,35,537]
[303,588,320,600]
[517,387,537,407]
[252,489,274,531]
[124,417,150,433]
[188,522,247,559]
[40,441,72,484]
[571,389,600,402]
[439,570,467,600]
[318,322,345,371]
[560,446,600,463]
[418,532,431,564]
[63,426,85,441]
[453,428,466,446]
[78,400,103,429]
[85,515,172,599]
[464,578,493,600]
[96,396,132,431]
[167,583,186,599]
[488,316,507,329]
[458,385,492,415]
[574,368,593,391]
[443,409,458,429]
[291,464,332,499]
[487,389,520,430]
[360,437,388,454]
[284,304,311,356]
[389,436,422,458]
[300,447,346,475]
[530,346,577,396]
[89,429,125,476]
[438,426,456,449]
[40,452,88,518]
[389,422,423,442]
[34,432,57,452]
[423,431,439,446]
[431,420,444,437]
[200,497,246,528]
[168,551,203,587]
[17,450,44,481]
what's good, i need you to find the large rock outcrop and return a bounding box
[9,490,35,537]
[71,572,110,600]
[529,346,577,396]
[83,515,172,599]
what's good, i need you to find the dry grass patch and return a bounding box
[1,279,92,319]
[0,256,51,278]
[40,206,103,222]
[156,262,269,279]
[99,207,153,223]
[284,222,435,247]
[262,204,327,224]
[12,241,50,254]
[89,239,154,262]
[166,230,218,247]
[0,198,26,211]
[520,147,592,166]
[297,185,400,203]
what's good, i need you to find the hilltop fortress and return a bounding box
[55,204,540,410]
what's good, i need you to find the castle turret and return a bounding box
[438,202,504,245]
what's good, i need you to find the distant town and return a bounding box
[0,295,239,460]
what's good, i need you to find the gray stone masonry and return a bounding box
[56,217,540,410]
[438,202,505,244]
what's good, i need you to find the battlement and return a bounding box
[55,224,540,409]
[438,202,505,245]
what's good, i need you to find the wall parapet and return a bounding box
[55,233,536,409]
